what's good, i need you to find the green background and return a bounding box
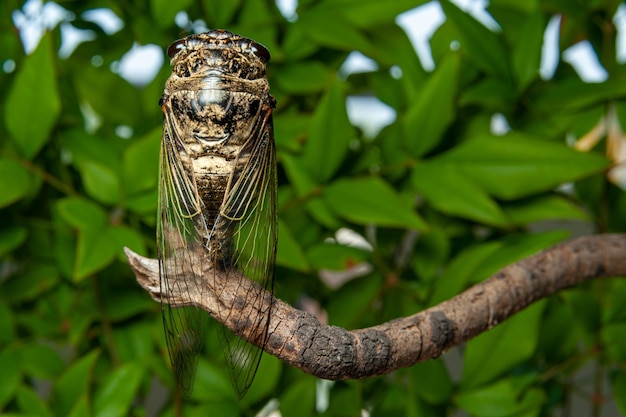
[1,0,626,416]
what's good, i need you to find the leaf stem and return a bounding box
[17,156,78,197]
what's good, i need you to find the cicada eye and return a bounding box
[167,39,187,58]
[250,42,270,63]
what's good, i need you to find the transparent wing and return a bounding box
[157,104,210,394]
[213,106,277,398]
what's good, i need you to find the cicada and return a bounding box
[157,30,276,398]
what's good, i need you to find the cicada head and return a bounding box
[167,30,270,80]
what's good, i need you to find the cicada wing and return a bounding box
[214,106,277,398]
[157,106,211,395]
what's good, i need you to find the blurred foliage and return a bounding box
[1,0,626,416]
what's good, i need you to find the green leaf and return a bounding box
[470,231,569,283]
[302,0,427,30]
[150,0,193,27]
[0,348,21,408]
[562,289,601,337]
[236,3,276,34]
[189,359,236,402]
[535,78,626,113]
[412,162,508,226]
[201,0,241,24]
[602,323,626,362]
[123,127,160,195]
[324,382,362,416]
[603,280,626,323]
[0,225,27,257]
[403,52,460,156]
[307,243,369,271]
[274,61,331,94]
[301,80,354,182]
[0,264,59,302]
[0,158,31,208]
[111,322,154,363]
[429,242,502,305]
[105,292,155,322]
[490,0,538,13]
[67,314,96,348]
[107,226,147,259]
[327,272,381,329]
[60,130,122,172]
[434,133,610,199]
[5,34,60,158]
[459,78,516,109]
[462,300,547,388]
[56,197,107,230]
[242,354,282,405]
[538,301,579,361]
[440,0,511,79]
[280,378,316,417]
[369,24,427,102]
[412,226,450,281]
[277,219,310,271]
[74,66,142,126]
[298,13,371,52]
[93,363,144,417]
[339,0,429,28]
[74,227,117,280]
[0,303,15,344]
[80,160,121,205]
[457,378,545,416]
[323,177,426,230]
[503,195,589,225]
[274,114,310,153]
[183,403,240,417]
[376,385,410,416]
[51,350,100,417]
[282,25,319,61]
[410,359,453,404]
[20,344,65,379]
[16,385,53,417]
[67,396,91,417]
[126,189,158,214]
[512,11,545,91]
[281,153,341,229]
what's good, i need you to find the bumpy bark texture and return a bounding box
[126,234,626,380]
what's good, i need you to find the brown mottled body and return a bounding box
[158,30,277,398]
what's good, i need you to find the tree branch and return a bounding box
[125,234,626,380]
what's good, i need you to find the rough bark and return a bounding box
[125,234,626,380]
